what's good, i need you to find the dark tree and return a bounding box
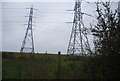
[92,1,120,56]
[91,1,120,79]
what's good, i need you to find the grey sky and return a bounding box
[1,1,118,54]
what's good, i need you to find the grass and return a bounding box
[2,52,92,79]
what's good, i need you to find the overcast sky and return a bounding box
[1,1,118,54]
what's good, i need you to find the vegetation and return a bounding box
[2,1,120,80]
[2,52,92,79]
[91,1,120,79]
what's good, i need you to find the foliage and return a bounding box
[2,2,120,80]
[91,1,120,79]
[92,2,120,56]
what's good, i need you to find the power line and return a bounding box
[67,0,92,56]
[20,6,35,53]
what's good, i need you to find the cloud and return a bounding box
[1,0,120,2]
[1,2,118,54]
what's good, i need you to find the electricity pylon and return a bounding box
[118,1,120,16]
[67,0,92,56]
[20,6,35,53]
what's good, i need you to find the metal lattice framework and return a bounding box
[20,6,34,53]
[118,1,120,27]
[67,0,92,56]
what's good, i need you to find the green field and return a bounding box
[2,52,118,79]
[2,52,94,79]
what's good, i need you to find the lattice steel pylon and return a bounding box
[118,1,120,35]
[67,0,91,56]
[20,6,35,53]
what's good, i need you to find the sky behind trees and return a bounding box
[1,1,118,54]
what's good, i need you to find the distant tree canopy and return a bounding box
[92,1,120,57]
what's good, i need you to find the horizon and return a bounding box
[1,2,118,54]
